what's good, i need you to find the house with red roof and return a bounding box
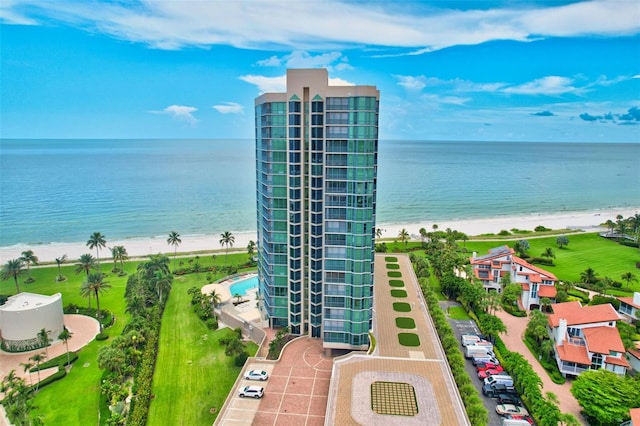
[617,292,640,322]
[548,301,629,377]
[469,245,557,310]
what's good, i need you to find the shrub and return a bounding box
[385,257,398,262]
[535,225,550,232]
[392,302,411,312]
[386,263,400,270]
[34,366,67,390]
[395,317,415,329]
[387,271,402,277]
[31,352,79,371]
[390,289,407,298]
[498,230,511,236]
[398,333,420,347]
[205,318,218,330]
[389,280,405,287]
[529,257,554,266]
[234,352,249,367]
[95,333,109,341]
[589,295,620,310]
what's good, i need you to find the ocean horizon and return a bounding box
[1,139,639,248]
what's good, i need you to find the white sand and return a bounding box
[1,207,638,263]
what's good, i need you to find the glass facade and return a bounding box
[255,69,379,350]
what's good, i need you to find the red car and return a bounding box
[475,362,502,372]
[506,414,535,425]
[478,368,505,380]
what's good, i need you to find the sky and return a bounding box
[1,0,639,142]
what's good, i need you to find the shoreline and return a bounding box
[1,206,638,263]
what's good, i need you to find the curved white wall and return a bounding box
[0,292,64,343]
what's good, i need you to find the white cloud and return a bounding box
[395,75,506,93]
[0,0,38,24]
[256,51,353,72]
[4,0,638,51]
[502,76,580,95]
[328,77,354,86]
[212,102,244,114]
[151,105,198,126]
[239,74,287,93]
[396,75,428,91]
[256,56,282,67]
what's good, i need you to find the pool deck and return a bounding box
[201,272,258,305]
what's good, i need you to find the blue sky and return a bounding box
[1,0,639,142]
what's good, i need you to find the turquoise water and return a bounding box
[0,139,638,246]
[229,276,258,296]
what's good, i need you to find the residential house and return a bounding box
[470,245,558,310]
[548,301,629,377]
[627,342,640,375]
[617,292,640,322]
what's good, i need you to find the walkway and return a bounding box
[494,309,584,423]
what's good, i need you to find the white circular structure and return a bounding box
[0,292,64,352]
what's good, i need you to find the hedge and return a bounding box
[30,352,79,371]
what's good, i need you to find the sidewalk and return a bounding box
[494,309,584,424]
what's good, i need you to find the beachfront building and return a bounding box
[0,292,64,352]
[470,245,558,310]
[617,292,640,322]
[548,301,629,377]
[255,69,379,351]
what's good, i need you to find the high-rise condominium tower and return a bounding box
[255,69,380,351]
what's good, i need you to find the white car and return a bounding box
[238,385,264,399]
[244,370,269,381]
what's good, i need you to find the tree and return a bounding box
[580,267,598,286]
[375,227,385,241]
[526,310,548,344]
[540,297,552,313]
[29,352,46,390]
[247,240,257,259]
[541,247,555,260]
[167,231,182,269]
[621,272,637,290]
[20,361,34,386]
[515,239,530,257]
[604,219,615,234]
[86,232,107,267]
[233,293,242,305]
[75,253,98,277]
[398,228,410,246]
[55,254,67,282]
[501,283,521,309]
[1,258,26,293]
[571,370,640,425]
[20,250,38,282]
[595,276,613,296]
[219,231,235,264]
[556,235,569,249]
[1,370,37,424]
[58,326,73,369]
[541,339,555,362]
[209,289,222,310]
[82,272,111,330]
[112,245,128,272]
[153,270,173,304]
[37,328,51,358]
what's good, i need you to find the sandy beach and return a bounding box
[1,207,637,263]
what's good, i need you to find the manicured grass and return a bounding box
[392,302,411,312]
[384,257,398,262]
[0,251,249,424]
[465,233,640,290]
[387,271,402,278]
[395,317,416,329]
[398,333,420,347]
[446,306,471,320]
[389,280,405,287]
[147,274,257,426]
[390,289,407,298]
[386,263,400,270]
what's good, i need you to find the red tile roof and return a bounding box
[630,408,640,425]
[627,348,640,361]
[583,326,625,354]
[556,343,590,365]
[605,355,630,367]
[538,285,557,298]
[618,296,640,310]
[548,302,621,327]
[512,256,558,281]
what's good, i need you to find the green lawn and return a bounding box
[398,333,420,347]
[0,251,252,424]
[392,302,411,312]
[465,233,640,290]
[395,317,416,329]
[390,289,407,298]
[147,274,257,426]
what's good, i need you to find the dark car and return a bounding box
[497,393,523,406]
[482,383,517,398]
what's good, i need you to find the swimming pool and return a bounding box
[229,275,258,296]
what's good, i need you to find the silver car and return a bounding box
[244,370,269,381]
[238,385,264,399]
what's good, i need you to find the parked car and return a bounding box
[475,361,502,372]
[483,383,518,398]
[238,386,264,399]
[472,355,499,366]
[465,344,495,359]
[461,334,482,347]
[484,375,514,387]
[497,393,523,406]
[496,404,529,417]
[244,370,269,381]
[504,415,534,425]
[478,368,505,380]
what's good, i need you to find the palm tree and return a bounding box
[621,272,637,290]
[1,258,26,293]
[580,267,598,287]
[398,228,409,246]
[153,270,173,304]
[209,289,222,309]
[86,232,107,267]
[75,253,98,277]
[20,250,38,282]
[82,273,111,330]
[37,328,51,359]
[247,240,257,259]
[55,254,67,282]
[375,227,385,241]
[58,327,73,369]
[596,277,613,296]
[29,352,46,390]
[604,219,615,235]
[541,247,555,260]
[167,231,182,269]
[20,361,34,386]
[219,231,235,264]
[112,245,128,272]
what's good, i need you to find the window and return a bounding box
[590,353,603,370]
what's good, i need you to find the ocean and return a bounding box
[1,139,639,247]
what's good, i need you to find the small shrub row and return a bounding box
[528,257,555,266]
[30,352,78,371]
[33,366,67,390]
